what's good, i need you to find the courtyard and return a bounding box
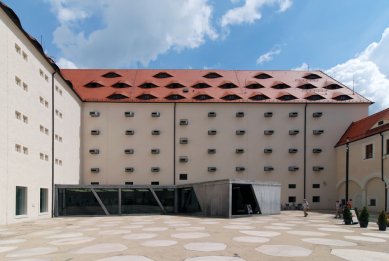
[0,211,389,261]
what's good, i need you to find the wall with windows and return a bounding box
[0,8,81,225]
[336,130,389,212]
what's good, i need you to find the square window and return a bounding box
[365,144,373,159]
[179,174,188,180]
[312,196,320,202]
[312,184,320,188]
[16,186,27,215]
[40,188,48,213]
[288,184,296,189]
[369,199,376,206]
[288,196,296,203]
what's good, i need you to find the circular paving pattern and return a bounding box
[0,239,26,245]
[48,237,95,245]
[99,230,132,235]
[184,242,227,252]
[301,238,357,246]
[184,256,246,261]
[123,233,157,240]
[255,245,312,257]
[264,226,291,230]
[240,230,280,237]
[344,236,386,242]
[141,240,177,247]
[318,227,354,233]
[362,232,389,239]
[171,232,210,239]
[223,225,255,230]
[233,236,270,243]
[176,227,205,231]
[287,231,329,237]
[142,227,168,232]
[96,255,155,261]
[331,249,389,261]
[0,246,18,253]
[6,247,58,258]
[73,243,127,254]
[47,232,83,239]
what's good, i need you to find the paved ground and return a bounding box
[1,211,389,260]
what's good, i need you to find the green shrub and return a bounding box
[343,207,352,225]
[377,210,387,231]
[358,207,369,228]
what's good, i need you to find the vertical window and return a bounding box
[15,111,21,120]
[15,43,21,54]
[22,82,28,91]
[44,155,49,161]
[22,51,28,61]
[40,153,44,160]
[365,144,373,159]
[45,101,49,108]
[15,76,21,86]
[45,128,49,135]
[16,186,27,215]
[59,136,63,142]
[39,69,44,77]
[386,139,389,155]
[22,115,28,124]
[40,188,48,213]
[22,146,28,155]
[15,144,21,153]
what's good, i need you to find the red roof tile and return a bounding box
[61,69,372,104]
[336,108,389,147]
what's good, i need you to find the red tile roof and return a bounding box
[61,69,372,104]
[336,108,389,147]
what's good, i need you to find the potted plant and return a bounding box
[358,207,369,228]
[377,210,387,231]
[343,207,352,225]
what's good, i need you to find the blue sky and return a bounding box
[3,0,389,113]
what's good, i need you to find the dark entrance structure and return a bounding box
[232,184,260,215]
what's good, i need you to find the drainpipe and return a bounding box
[51,71,56,218]
[303,103,307,199]
[380,133,387,212]
[345,138,350,203]
[173,103,176,185]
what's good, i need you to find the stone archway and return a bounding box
[365,177,386,213]
[337,180,362,209]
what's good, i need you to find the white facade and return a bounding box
[0,8,81,225]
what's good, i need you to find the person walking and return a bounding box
[303,199,309,217]
[335,200,342,218]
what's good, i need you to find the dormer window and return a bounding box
[112,82,131,88]
[139,82,159,88]
[272,83,290,89]
[303,73,321,80]
[107,93,128,100]
[333,95,352,101]
[249,94,269,101]
[84,81,104,88]
[378,120,384,126]
[192,83,211,89]
[277,94,297,101]
[193,94,213,100]
[297,84,316,90]
[218,83,238,89]
[165,82,185,89]
[203,72,222,79]
[102,72,121,78]
[221,94,242,101]
[153,72,173,78]
[245,83,264,89]
[324,84,342,90]
[165,94,185,100]
[306,95,325,101]
[137,93,157,100]
[254,73,272,79]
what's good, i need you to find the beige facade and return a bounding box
[81,102,367,209]
[0,8,81,225]
[336,130,389,212]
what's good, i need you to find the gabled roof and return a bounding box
[61,69,373,104]
[336,108,389,147]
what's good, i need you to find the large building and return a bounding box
[1,1,387,225]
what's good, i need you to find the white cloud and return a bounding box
[256,47,281,64]
[221,0,293,27]
[56,57,78,69]
[47,0,217,68]
[326,27,389,113]
[292,62,309,71]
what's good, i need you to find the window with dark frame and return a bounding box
[365,144,373,159]
[312,184,320,188]
[386,139,389,154]
[312,196,320,202]
[369,199,376,206]
[288,184,296,189]
[288,196,296,203]
[179,174,188,180]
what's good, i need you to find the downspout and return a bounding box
[380,133,387,212]
[303,103,307,199]
[51,71,56,218]
[173,103,176,185]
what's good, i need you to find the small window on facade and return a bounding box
[44,75,49,82]
[125,182,134,185]
[40,153,44,160]
[165,82,185,89]
[221,94,242,101]
[303,73,322,80]
[193,94,213,100]
[312,196,320,202]
[208,148,216,154]
[91,182,100,185]
[245,83,264,89]
[203,72,222,79]
[22,115,28,124]
[22,52,28,61]
[288,196,296,203]
[386,139,389,154]
[236,112,244,117]
[192,83,211,89]
[22,146,28,155]
[312,184,320,188]
[15,76,21,86]
[39,69,44,77]
[153,72,173,78]
[365,144,373,159]
[324,84,342,90]
[254,73,272,79]
[272,83,291,89]
[107,93,128,100]
[151,181,160,185]
[277,94,297,101]
[165,94,185,100]
[22,82,28,91]
[15,111,21,120]
[208,112,216,117]
[179,174,188,180]
[219,83,238,89]
[45,155,49,161]
[137,94,157,100]
[369,199,376,206]
[40,188,48,213]
[333,95,352,101]
[249,94,270,101]
[15,144,21,153]
[288,184,296,189]
[306,95,326,101]
[15,43,21,54]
